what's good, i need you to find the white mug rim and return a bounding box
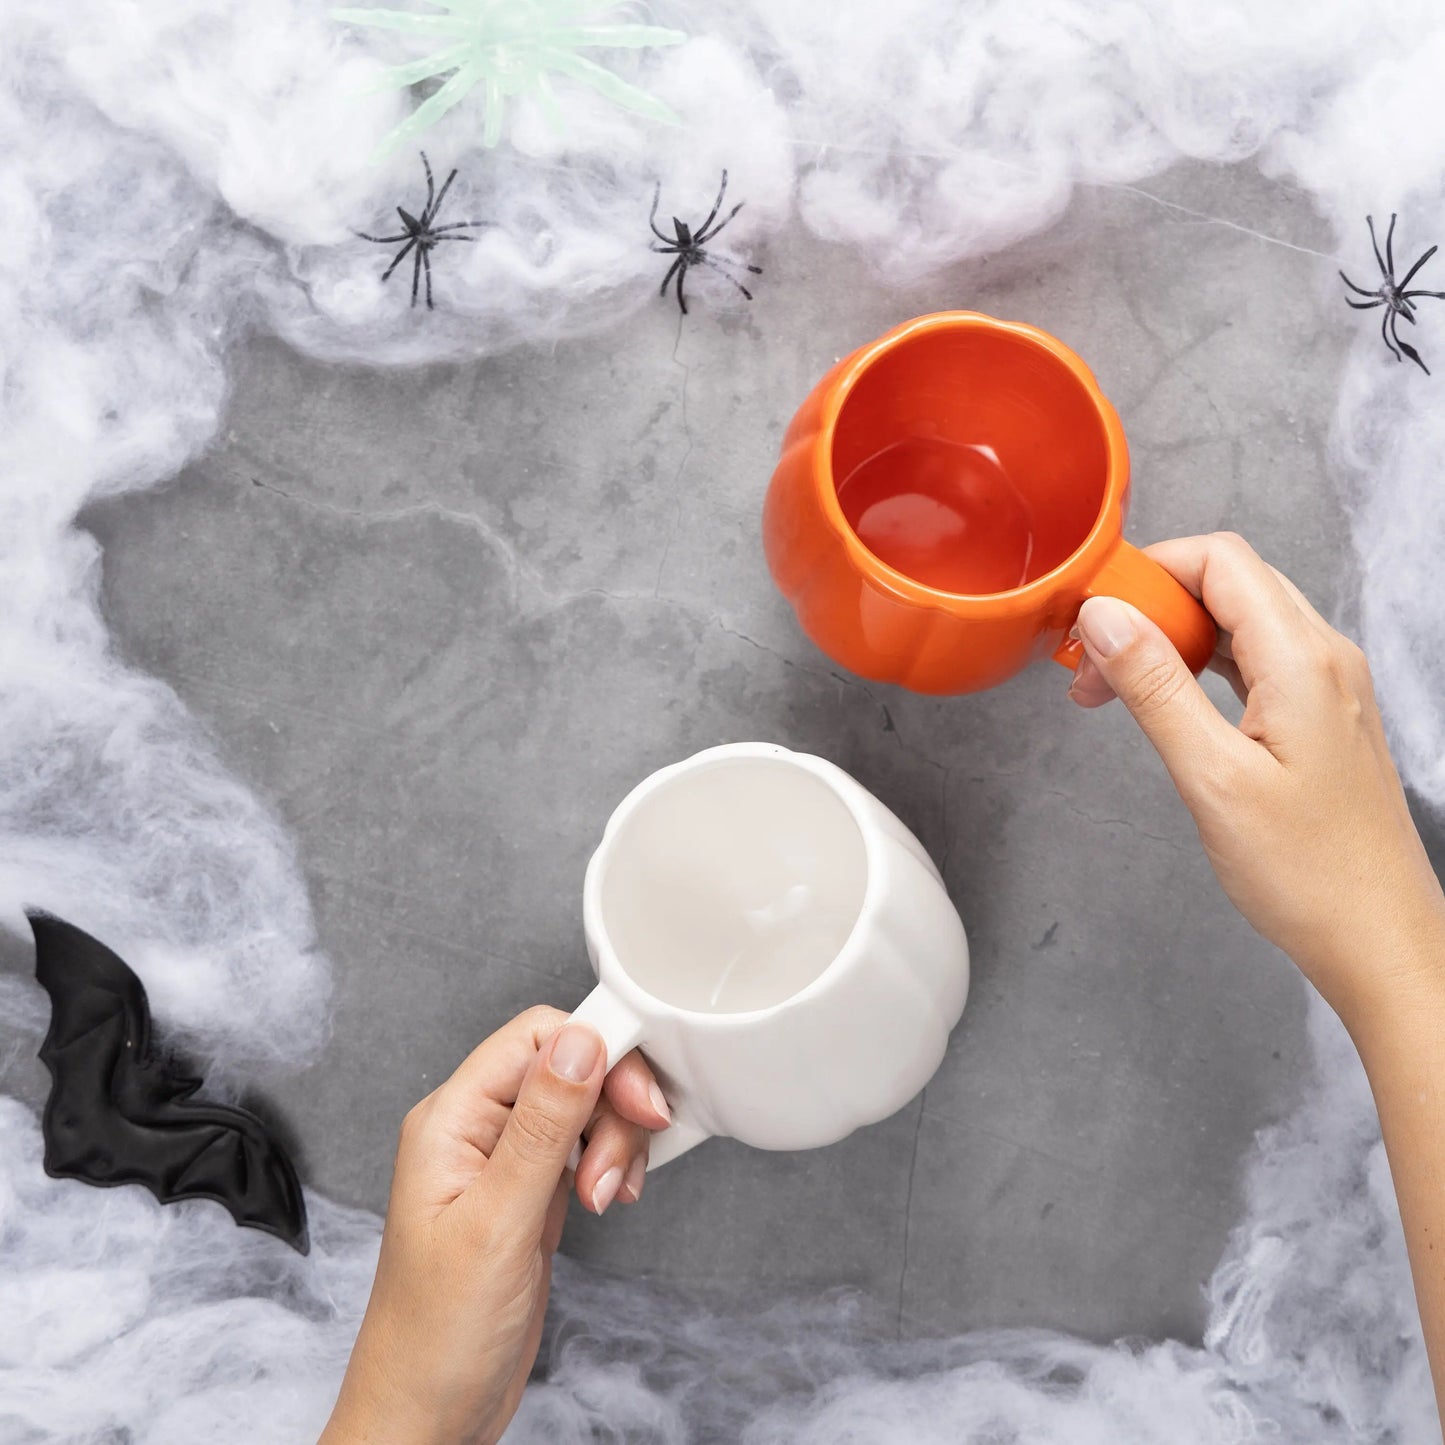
[581,742,881,1027]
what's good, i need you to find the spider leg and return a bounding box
[651,243,683,254]
[694,169,728,239]
[1385,212,1398,281]
[357,231,411,244]
[701,253,754,301]
[1345,297,1385,310]
[1392,345,1427,375]
[648,183,671,243]
[432,234,477,243]
[676,259,689,316]
[1399,339,1431,375]
[427,168,459,229]
[1340,270,1382,299]
[381,237,417,282]
[697,203,744,244]
[430,220,488,234]
[659,254,683,299]
[701,252,762,277]
[1397,244,1439,291]
[1369,213,1392,281]
[423,246,435,310]
[1402,289,1445,301]
[1381,307,1403,362]
[411,242,424,308]
[420,152,435,222]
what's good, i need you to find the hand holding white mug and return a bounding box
[320,1008,668,1445]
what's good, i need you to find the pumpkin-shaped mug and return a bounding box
[570,743,969,1166]
[763,311,1217,694]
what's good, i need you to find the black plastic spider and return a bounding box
[358,153,487,310]
[650,169,762,315]
[1340,213,1445,374]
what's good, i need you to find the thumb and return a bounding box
[1075,596,1244,794]
[472,1023,605,1238]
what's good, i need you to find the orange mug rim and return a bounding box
[812,311,1129,619]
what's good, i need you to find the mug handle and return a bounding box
[567,983,711,1172]
[1052,538,1217,675]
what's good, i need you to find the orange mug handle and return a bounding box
[1052,540,1217,676]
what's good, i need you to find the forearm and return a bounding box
[1339,905,1445,1425]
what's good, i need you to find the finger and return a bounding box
[574,1101,650,1214]
[466,1023,606,1240]
[541,1174,570,1255]
[1073,641,1247,711]
[1140,534,1320,688]
[1075,595,1255,798]
[602,1049,672,1129]
[1266,565,1335,639]
[1207,653,1249,706]
[1067,651,1116,708]
[427,1005,571,1156]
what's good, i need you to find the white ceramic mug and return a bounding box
[571,742,970,1167]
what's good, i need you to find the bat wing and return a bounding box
[29,912,309,1254]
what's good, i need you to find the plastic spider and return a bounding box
[358,152,487,309]
[1340,213,1445,375]
[650,170,762,316]
[332,0,685,158]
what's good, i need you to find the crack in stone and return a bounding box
[1041,786,1192,854]
[246,473,549,607]
[710,621,872,697]
[1127,315,1235,418]
[896,1097,926,1339]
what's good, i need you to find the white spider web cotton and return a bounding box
[1,0,1444,1439]
[0,54,329,1073]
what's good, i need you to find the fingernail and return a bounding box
[620,1154,647,1204]
[647,1081,672,1125]
[550,1024,603,1083]
[1077,597,1136,659]
[592,1165,623,1214]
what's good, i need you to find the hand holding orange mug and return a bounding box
[763,312,1216,694]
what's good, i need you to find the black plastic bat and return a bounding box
[28,912,308,1253]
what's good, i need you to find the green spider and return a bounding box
[333,0,686,158]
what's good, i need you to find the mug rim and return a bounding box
[581,743,879,1026]
[814,310,1129,617]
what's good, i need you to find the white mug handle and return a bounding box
[568,983,710,1171]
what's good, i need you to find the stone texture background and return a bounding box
[75,159,1350,1343]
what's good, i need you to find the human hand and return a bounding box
[320,1006,669,1445]
[1067,532,1445,1028]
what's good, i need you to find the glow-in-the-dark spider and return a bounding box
[333,0,685,157]
[1340,213,1445,375]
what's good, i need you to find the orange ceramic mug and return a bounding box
[763,311,1217,694]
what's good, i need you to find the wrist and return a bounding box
[1325,891,1445,1051]
[322,1337,453,1445]
[322,1325,511,1445]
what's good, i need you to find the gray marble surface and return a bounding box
[79,159,1348,1343]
